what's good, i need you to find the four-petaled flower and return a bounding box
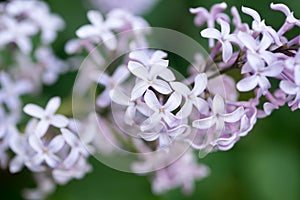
[29,135,65,168]
[24,97,69,137]
[201,19,239,62]
[192,94,244,132]
[170,73,208,118]
[141,90,181,131]
[237,54,283,93]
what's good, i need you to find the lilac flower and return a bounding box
[110,88,152,125]
[141,90,181,131]
[0,72,32,110]
[190,2,229,47]
[23,97,69,137]
[140,123,190,149]
[237,54,283,93]
[237,32,276,65]
[201,19,240,62]
[192,94,244,132]
[128,60,173,100]
[170,73,208,118]
[0,15,37,53]
[76,10,118,50]
[231,6,249,32]
[280,66,300,110]
[96,64,129,107]
[60,128,89,169]
[29,135,64,168]
[35,47,68,85]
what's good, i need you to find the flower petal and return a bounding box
[51,115,69,128]
[212,94,225,114]
[200,28,221,39]
[23,104,44,118]
[144,90,161,110]
[45,97,61,115]
[152,79,172,94]
[48,135,65,153]
[223,107,244,123]
[237,75,259,92]
[192,116,216,129]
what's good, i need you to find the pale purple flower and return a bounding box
[152,150,209,195]
[96,64,129,107]
[60,128,89,169]
[231,6,249,32]
[141,90,181,131]
[192,94,244,132]
[280,66,300,110]
[128,60,173,100]
[201,19,240,62]
[237,31,276,65]
[76,10,118,50]
[190,2,229,47]
[23,97,69,137]
[237,54,283,93]
[29,135,65,168]
[170,73,208,118]
[140,123,190,149]
[35,47,68,85]
[0,15,37,53]
[110,88,152,125]
[241,6,281,45]
[0,72,32,110]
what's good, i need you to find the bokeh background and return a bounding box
[1,0,300,199]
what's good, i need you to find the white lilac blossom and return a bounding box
[141,90,181,131]
[96,64,129,107]
[1,1,300,199]
[170,73,208,118]
[23,97,69,137]
[192,94,244,132]
[201,18,240,62]
[237,54,283,93]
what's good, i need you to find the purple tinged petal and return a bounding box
[101,31,117,50]
[170,82,190,96]
[128,61,148,80]
[45,154,59,168]
[247,53,265,71]
[29,135,43,153]
[159,68,175,82]
[48,135,64,153]
[129,51,149,64]
[9,156,24,173]
[177,101,193,119]
[192,116,216,129]
[63,149,79,169]
[259,33,273,50]
[200,28,221,40]
[237,32,256,51]
[158,134,172,148]
[30,154,44,166]
[218,19,230,36]
[212,94,225,114]
[23,104,44,118]
[35,120,50,137]
[61,128,77,146]
[193,97,209,114]
[151,50,168,62]
[258,76,271,92]
[164,92,182,111]
[110,88,130,105]
[45,97,61,115]
[222,41,233,63]
[237,75,259,92]
[76,25,98,38]
[294,66,300,86]
[270,3,291,16]
[192,73,207,95]
[280,80,298,95]
[141,113,162,131]
[87,10,104,27]
[149,64,168,78]
[223,107,244,123]
[96,89,111,107]
[130,81,149,100]
[163,112,177,127]
[97,73,110,85]
[261,61,283,77]
[211,2,227,16]
[51,115,69,128]
[112,65,130,83]
[242,6,261,21]
[125,106,136,125]
[152,79,172,95]
[263,102,276,115]
[140,132,159,141]
[144,90,161,110]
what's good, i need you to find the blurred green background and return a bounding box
[1,0,300,199]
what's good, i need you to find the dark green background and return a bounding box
[1,0,300,199]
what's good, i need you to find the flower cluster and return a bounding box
[0,0,299,199]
